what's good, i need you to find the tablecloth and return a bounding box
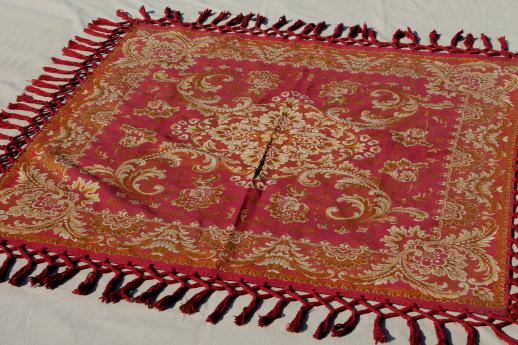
[0,1,517,344]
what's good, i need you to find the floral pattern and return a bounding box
[247,70,280,96]
[172,176,225,211]
[379,158,428,182]
[119,124,157,147]
[133,99,179,119]
[0,164,100,240]
[391,128,431,147]
[319,80,360,104]
[265,185,309,224]
[0,25,517,311]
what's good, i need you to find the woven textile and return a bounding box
[0,7,517,344]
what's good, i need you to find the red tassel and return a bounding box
[83,28,110,39]
[25,85,53,98]
[87,23,112,34]
[498,36,509,52]
[62,48,90,60]
[392,29,405,44]
[31,79,61,90]
[51,57,83,67]
[29,263,56,286]
[407,319,421,345]
[0,132,12,141]
[286,304,311,333]
[331,23,344,39]
[139,5,151,20]
[361,23,369,41]
[464,33,475,49]
[240,13,254,28]
[44,266,78,289]
[153,284,188,311]
[226,14,244,27]
[74,36,102,47]
[1,111,31,122]
[179,288,213,315]
[254,14,266,29]
[38,75,71,82]
[405,27,418,44]
[92,18,120,27]
[115,9,133,22]
[271,16,288,30]
[196,9,212,24]
[429,30,440,46]
[134,280,167,305]
[373,314,389,344]
[287,19,305,32]
[0,120,25,130]
[16,94,46,105]
[0,250,14,282]
[480,33,492,49]
[450,30,464,47]
[100,270,123,303]
[492,325,517,345]
[464,324,477,345]
[235,293,259,325]
[42,66,76,75]
[347,25,361,39]
[68,40,96,53]
[169,9,182,23]
[433,321,448,345]
[110,275,143,302]
[313,309,337,339]
[301,23,316,36]
[206,292,236,324]
[258,298,287,327]
[8,259,34,286]
[211,11,231,25]
[72,268,100,295]
[120,276,144,301]
[331,309,359,337]
[369,30,383,45]
[163,7,173,21]
[313,22,327,37]
[7,103,39,113]
[2,114,29,125]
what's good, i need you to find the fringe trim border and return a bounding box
[0,240,515,345]
[0,6,516,345]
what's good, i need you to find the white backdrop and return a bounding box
[0,1,517,344]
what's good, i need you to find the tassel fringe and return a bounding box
[206,293,235,324]
[72,267,100,295]
[373,314,389,343]
[134,280,167,305]
[153,282,188,311]
[258,298,287,327]
[206,281,236,324]
[286,304,311,333]
[0,240,515,343]
[0,6,517,344]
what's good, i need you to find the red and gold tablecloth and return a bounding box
[0,7,517,344]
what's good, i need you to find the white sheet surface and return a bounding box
[0,1,517,344]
